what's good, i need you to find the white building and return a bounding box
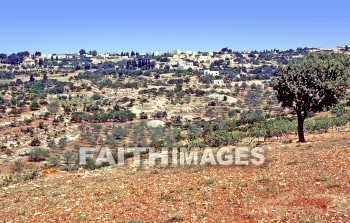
[179,62,194,70]
[337,45,349,51]
[213,79,224,85]
[196,55,209,62]
[55,54,67,59]
[98,53,109,59]
[204,70,220,76]
[22,58,35,67]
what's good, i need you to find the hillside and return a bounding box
[1,132,349,222]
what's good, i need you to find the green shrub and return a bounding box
[314,117,333,133]
[331,104,347,117]
[49,155,61,166]
[84,158,98,170]
[11,159,24,172]
[250,118,295,140]
[30,138,41,146]
[251,124,267,139]
[58,137,68,149]
[231,131,246,144]
[304,120,315,133]
[29,147,50,162]
[332,116,348,127]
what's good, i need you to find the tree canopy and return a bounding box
[272,52,350,142]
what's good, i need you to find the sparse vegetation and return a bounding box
[0,46,349,223]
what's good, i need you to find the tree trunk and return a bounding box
[297,115,306,142]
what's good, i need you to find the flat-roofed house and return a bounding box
[23,58,35,67]
[213,79,224,85]
[204,70,220,76]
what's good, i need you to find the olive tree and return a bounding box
[48,100,60,118]
[272,53,350,142]
[29,147,50,162]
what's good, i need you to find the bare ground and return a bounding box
[0,132,349,222]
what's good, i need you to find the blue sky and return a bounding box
[0,0,349,54]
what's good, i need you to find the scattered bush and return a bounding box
[11,159,24,172]
[29,147,50,162]
[30,138,41,147]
